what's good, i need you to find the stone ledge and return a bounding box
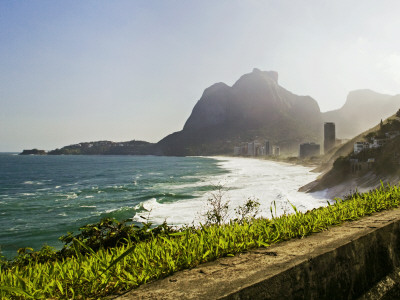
[116,208,400,300]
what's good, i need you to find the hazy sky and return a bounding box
[2,1,400,151]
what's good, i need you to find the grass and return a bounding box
[2,183,400,299]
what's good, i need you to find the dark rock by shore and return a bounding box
[19,149,47,155]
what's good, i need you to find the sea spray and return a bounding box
[0,154,329,259]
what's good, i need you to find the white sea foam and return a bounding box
[133,157,330,226]
[23,181,43,185]
[68,193,78,198]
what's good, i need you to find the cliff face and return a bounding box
[184,69,321,132]
[322,90,400,138]
[158,69,323,156]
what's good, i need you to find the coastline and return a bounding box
[215,155,389,201]
[0,154,329,259]
[303,172,400,200]
[213,154,322,168]
[132,155,331,227]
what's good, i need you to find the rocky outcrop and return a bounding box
[183,82,232,131]
[19,149,47,155]
[158,68,323,156]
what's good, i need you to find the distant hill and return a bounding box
[44,69,400,157]
[157,68,323,156]
[46,140,158,155]
[322,90,400,138]
[19,149,46,155]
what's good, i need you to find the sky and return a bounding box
[1,1,400,152]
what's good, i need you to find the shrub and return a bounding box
[234,197,261,223]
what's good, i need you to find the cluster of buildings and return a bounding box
[232,115,400,173]
[233,122,346,159]
[354,131,400,154]
[299,122,338,158]
[233,140,280,157]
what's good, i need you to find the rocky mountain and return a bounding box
[322,90,400,138]
[44,68,400,157]
[157,69,323,156]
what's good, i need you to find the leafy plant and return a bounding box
[2,184,400,299]
[203,184,230,225]
[234,197,261,223]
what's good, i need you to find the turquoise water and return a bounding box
[0,154,227,259]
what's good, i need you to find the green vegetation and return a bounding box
[47,140,156,155]
[0,219,175,269]
[19,149,46,155]
[310,111,400,191]
[345,116,400,175]
[2,184,400,299]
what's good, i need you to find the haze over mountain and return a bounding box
[158,69,400,156]
[43,68,400,157]
[157,69,323,155]
[322,90,400,138]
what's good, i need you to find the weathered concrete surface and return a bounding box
[116,208,400,300]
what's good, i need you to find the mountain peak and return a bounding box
[202,82,230,97]
[161,68,322,155]
[345,89,392,108]
[232,69,279,92]
[252,68,279,83]
[322,89,398,138]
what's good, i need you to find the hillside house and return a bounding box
[385,131,400,139]
[354,142,369,154]
[370,138,386,149]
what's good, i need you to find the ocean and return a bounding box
[0,153,329,259]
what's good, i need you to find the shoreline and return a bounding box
[219,155,390,201]
[210,154,321,168]
[0,154,330,259]
[132,155,331,227]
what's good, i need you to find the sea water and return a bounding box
[0,153,329,259]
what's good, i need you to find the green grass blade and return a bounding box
[0,286,34,298]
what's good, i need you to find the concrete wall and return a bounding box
[116,208,400,300]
